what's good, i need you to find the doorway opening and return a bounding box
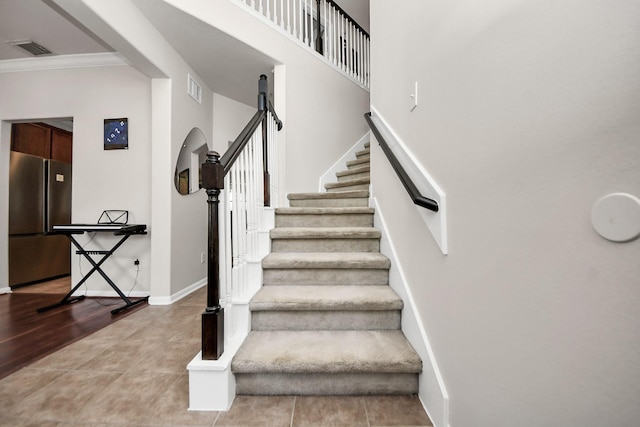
[7,118,73,295]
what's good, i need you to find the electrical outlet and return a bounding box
[200,252,206,263]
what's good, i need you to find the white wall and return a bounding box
[0,65,152,293]
[370,1,640,426]
[163,0,370,200]
[51,0,216,300]
[212,93,256,153]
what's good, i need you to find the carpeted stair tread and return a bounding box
[355,148,370,158]
[270,227,380,240]
[275,207,375,215]
[325,177,371,190]
[288,190,369,200]
[336,165,370,178]
[262,252,391,269]
[232,330,422,374]
[346,158,370,169]
[250,285,402,311]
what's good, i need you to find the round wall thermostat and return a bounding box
[591,193,640,242]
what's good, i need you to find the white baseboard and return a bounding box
[318,132,370,192]
[82,290,150,298]
[0,287,11,294]
[373,197,450,427]
[148,278,207,305]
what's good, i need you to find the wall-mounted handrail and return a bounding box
[364,112,439,212]
[200,75,283,360]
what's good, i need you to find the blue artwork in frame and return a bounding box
[104,118,128,150]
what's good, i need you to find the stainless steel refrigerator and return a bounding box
[9,151,72,287]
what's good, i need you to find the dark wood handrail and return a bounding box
[364,112,439,212]
[268,100,283,131]
[220,109,266,174]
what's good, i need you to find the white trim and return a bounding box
[318,131,370,192]
[0,287,12,294]
[369,106,448,254]
[373,196,450,427]
[148,278,207,305]
[0,52,129,74]
[83,289,150,299]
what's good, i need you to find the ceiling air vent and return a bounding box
[7,40,53,56]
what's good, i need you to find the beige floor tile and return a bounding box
[130,340,200,374]
[10,370,122,421]
[80,316,149,342]
[127,316,195,342]
[0,368,65,416]
[75,340,150,372]
[28,339,112,370]
[145,374,218,426]
[0,416,62,427]
[76,372,179,424]
[215,395,295,427]
[292,396,368,427]
[364,395,433,426]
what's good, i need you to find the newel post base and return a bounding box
[202,308,224,360]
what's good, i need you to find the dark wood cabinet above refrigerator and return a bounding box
[11,122,72,163]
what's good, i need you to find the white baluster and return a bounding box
[322,0,327,58]
[280,0,285,27]
[310,0,314,48]
[358,29,363,83]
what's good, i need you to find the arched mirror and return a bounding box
[174,127,209,195]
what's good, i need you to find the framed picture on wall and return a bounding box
[104,118,128,150]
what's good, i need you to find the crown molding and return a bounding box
[0,52,129,73]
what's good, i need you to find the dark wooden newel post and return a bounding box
[201,151,225,360]
[258,74,271,207]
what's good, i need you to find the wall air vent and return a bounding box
[187,73,202,104]
[7,40,53,56]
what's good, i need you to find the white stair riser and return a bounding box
[326,184,370,192]
[263,268,389,286]
[251,310,401,331]
[235,372,418,395]
[289,198,369,208]
[271,238,380,252]
[275,213,373,228]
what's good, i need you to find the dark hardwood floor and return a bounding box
[0,286,147,380]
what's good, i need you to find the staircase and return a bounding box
[231,142,422,395]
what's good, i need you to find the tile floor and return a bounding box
[0,287,432,427]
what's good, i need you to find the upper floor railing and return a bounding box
[236,0,370,89]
